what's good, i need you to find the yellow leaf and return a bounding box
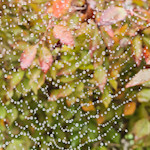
[81,101,95,112]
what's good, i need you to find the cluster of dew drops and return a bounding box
[0,0,145,149]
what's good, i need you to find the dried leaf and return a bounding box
[39,47,53,74]
[52,0,72,18]
[126,69,150,88]
[124,102,136,116]
[20,45,37,70]
[132,35,142,66]
[53,25,74,46]
[98,6,127,26]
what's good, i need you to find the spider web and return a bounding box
[0,0,148,149]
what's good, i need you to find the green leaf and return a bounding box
[143,37,150,49]
[102,86,112,108]
[76,82,84,92]
[59,75,77,83]
[94,66,107,92]
[109,78,118,91]
[10,69,24,89]
[0,105,6,119]
[133,118,150,140]
[132,35,142,66]
[6,106,18,125]
[137,89,150,102]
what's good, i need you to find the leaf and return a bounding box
[132,35,142,66]
[94,66,107,93]
[49,83,74,101]
[76,82,84,92]
[57,61,79,76]
[81,101,95,112]
[0,106,6,119]
[97,6,127,26]
[133,118,150,140]
[124,102,136,116]
[137,89,150,102]
[53,25,74,46]
[66,96,76,107]
[28,68,45,94]
[39,47,53,73]
[6,106,18,125]
[52,0,72,18]
[102,87,112,108]
[96,114,105,124]
[20,45,37,70]
[109,78,118,91]
[10,69,24,89]
[143,47,150,65]
[143,37,150,49]
[126,69,150,88]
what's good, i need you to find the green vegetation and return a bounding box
[0,0,150,149]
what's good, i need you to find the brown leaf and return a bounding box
[124,102,136,116]
[20,45,37,70]
[98,6,127,26]
[53,25,75,46]
[143,47,150,65]
[39,47,53,74]
[126,69,150,88]
[52,0,72,18]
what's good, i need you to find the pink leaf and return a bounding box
[20,45,37,70]
[98,6,127,26]
[126,69,150,88]
[39,47,53,74]
[53,25,75,46]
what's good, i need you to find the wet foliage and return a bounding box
[0,0,150,149]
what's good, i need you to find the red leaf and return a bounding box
[53,25,74,46]
[143,47,150,65]
[126,69,150,88]
[52,0,72,18]
[39,47,53,74]
[98,6,127,26]
[20,45,37,70]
